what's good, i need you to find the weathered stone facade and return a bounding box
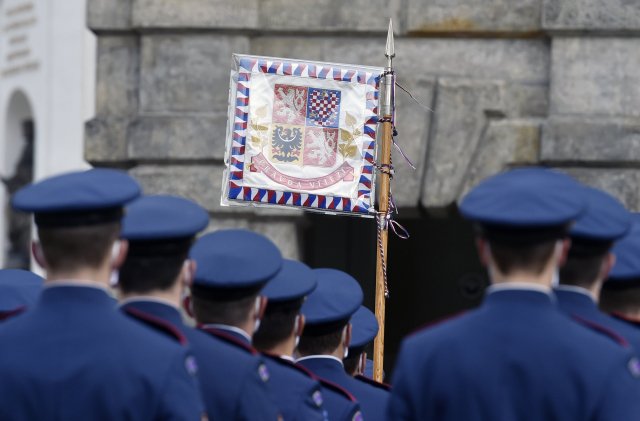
[86,0,640,256]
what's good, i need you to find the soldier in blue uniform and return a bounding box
[555,186,640,349]
[601,218,640,328]
[253,258,362,421]
[388,167,640,421]
[0,169,205,420]
[297,268,389,421]
[189,229,285,419]
[118,195,281,420]
[0,269,43,321]
[344,305,390,390]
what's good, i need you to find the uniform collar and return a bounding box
[487,282,552,295]
[45,280,113,293]
[119,298,184,327]
[296,355,344,367]
[483,284,555,308]
[554,285,597,303]
[200,324,252,345]
[39,283,117,309]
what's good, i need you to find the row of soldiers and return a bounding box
[2,165,640,419]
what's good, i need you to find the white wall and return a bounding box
[0,0,96,267]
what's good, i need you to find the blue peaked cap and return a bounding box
[349,305,379,350]
[261,259,317,302]
[570,186,631,242]
[190,229,283,290]
[608,219,640,282]
[12,168,140,213]
[121,195,209,241]
[0,269,44,311]
[460,167,585,227]
[301,268,363,326]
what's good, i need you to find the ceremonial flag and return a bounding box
[222,54,383,216]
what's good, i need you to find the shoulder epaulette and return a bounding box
[199,326,257,355]
[409,310,467,337]
[571,314,629,347]
[0,306,25,322]
[123,307,188,346]
[354,374,391,391]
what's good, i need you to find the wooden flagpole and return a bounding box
[373,18,395,383]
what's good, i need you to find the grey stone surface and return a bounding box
[542,116,640,163]
[85,117,130,163]
[421,78,504,208]
[140,35,249,113]
[249,220,301,260]
[251,37,549,83]
[551,38,640,117]
[130,165,226,212]
[543,0,640,32]
[128,115,228,160]
[87,0,132,30]
[564,168,640,211]
[132,0,258,29]
[407,0,541,34]
[502,83,549,118]
[460,119,541,198]
[392,78,435,208]
[258,0,390,32]
[95,36,139,116]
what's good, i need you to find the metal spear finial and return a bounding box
[385,18,395,67]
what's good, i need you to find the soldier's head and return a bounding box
[118,195,209,298]
[253,260,316,355]
[343,306,378,377]
[459,167,586,286]
[559,187,630,293]
[11,169,140,282]
[600,219,640,318]
[189,230,282,337]
[297,269,362,360]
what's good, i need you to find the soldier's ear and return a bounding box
[476,238,490,267]
[294,314,305,337]
[181,259,196,287]
[556,239,571,267]
[599,252,616,281]
[110,240,128,270]
[32,241,47,269]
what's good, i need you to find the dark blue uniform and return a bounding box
[0,269,42,322]
[555,287,640,351]
[0,286,204,420]
[388,287,640,420]
[298,356,388,421]
[121,299,281,420]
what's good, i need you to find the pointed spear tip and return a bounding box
[385,18,395,59]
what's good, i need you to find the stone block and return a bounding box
[421,79,504,208]
[87,0,132,30]
[407,0,542,34]
[564,168,640,211]
[543,0,640,32]
[132,0,258,29]
[251,37,549,84]
[85,117,129,163]
[128,115,228,160]
[95,36,139,116]
[541,116,640,163]
[460,119,541,198]
[551,38,640,117]
[130,165,225,212]
[391,77,435,208]
[502,83,549,118]
[258,0,390,32]
[248,220,301,260]
[140,35,250,113]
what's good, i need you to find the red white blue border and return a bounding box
[224,54,382,216]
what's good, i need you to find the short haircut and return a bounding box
[253,298,304,352]
[488,239,557,276]
[118,248,189,294]
[192,292,256,327]
[38,223,120,273]
[343,352,362,376]
[297,324,345,356]
[600,283,640,315]
[560,253,608,289]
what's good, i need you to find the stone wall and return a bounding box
[86,0,640,255]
